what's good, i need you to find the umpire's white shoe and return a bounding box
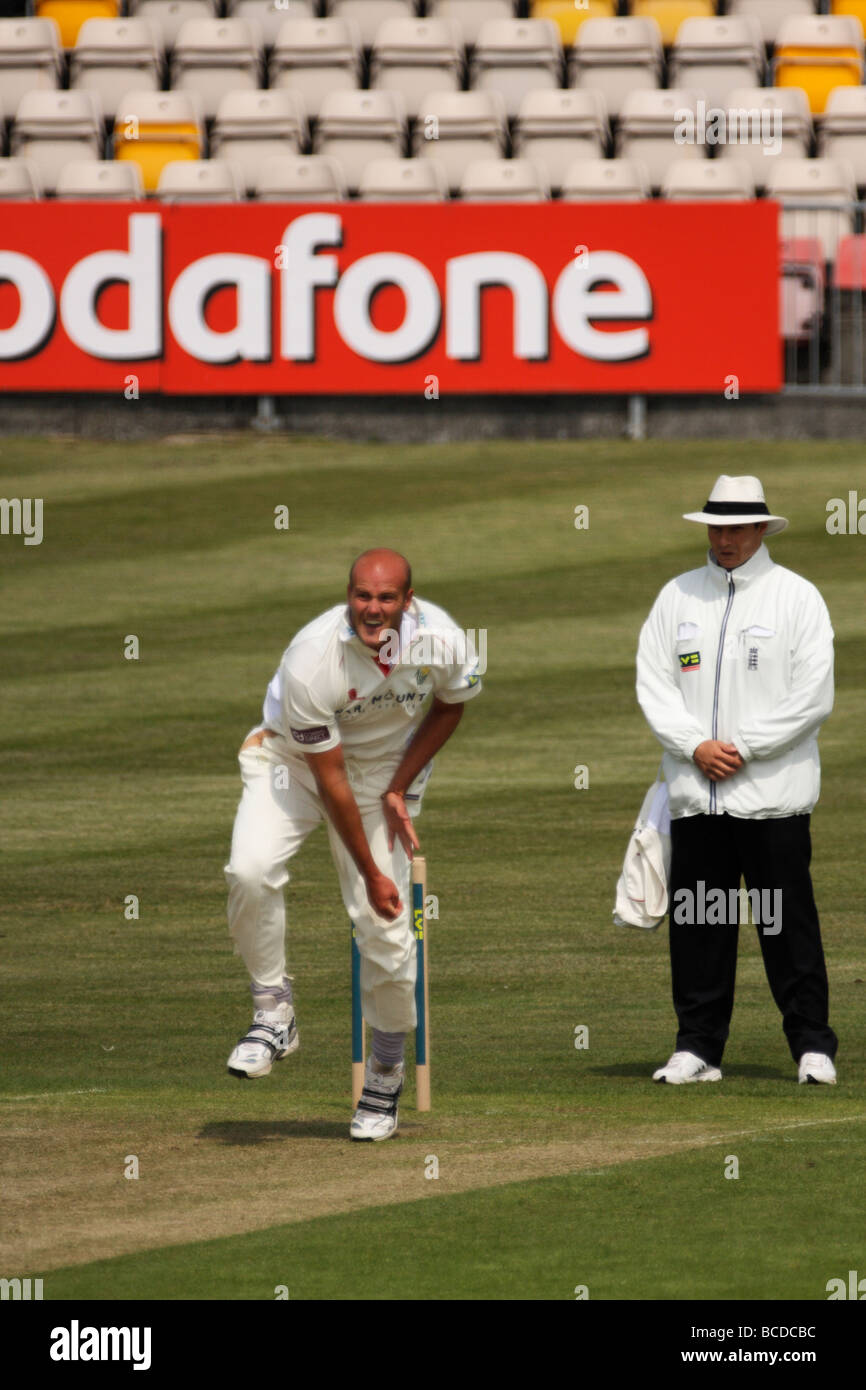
[350,1058,404,1142]
[798,1052,837,1085]
[227,1003,298,1079]
[653,1050,722,1084]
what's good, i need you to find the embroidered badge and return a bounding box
[679,652,701,670]
[747,647,758,670]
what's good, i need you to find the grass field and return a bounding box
[1,436,864,1302]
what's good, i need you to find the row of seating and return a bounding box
[4,14,866,119]
[6,84,866,196]
[23,3,866,53]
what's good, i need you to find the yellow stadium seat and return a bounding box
[113,94,203,194]
[35,1,119,49]
[774,16,864,115]
[631,1,715,48]
[529,1,617,47]
[831,1,866,41]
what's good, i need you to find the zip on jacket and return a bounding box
[710,569,736,815]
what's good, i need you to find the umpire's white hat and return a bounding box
[683,475,788,535]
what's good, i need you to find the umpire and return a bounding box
[636,476,838,1086]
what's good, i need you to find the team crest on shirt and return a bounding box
[679,652,701,671]
[416,667,430,686]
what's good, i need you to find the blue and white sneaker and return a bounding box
[350,1058,404,1141]
[227,1002,298,1079]
[653,1050,722,1084]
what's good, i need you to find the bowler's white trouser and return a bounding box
[224,734,418,1033]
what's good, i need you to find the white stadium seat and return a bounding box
[329,0,416,49]
[170,18,262,121]
[669,16,765,111]
[716,86,811,194]
[726,0,821,48]
[512,88,609,193]
[358,156,448,200]
[459,156,550,201]
[427,0,515,49]
[767,157,857,263]
[253,152,346,200]
[156,157,243,201]
[413,88,507,195]
[211,89,309,194]
[69,18,162,120]
[0,156,42,199]
[661,158,755,199]
[819,87,866,195]
[56,157,145,198]
[369,17,463,119]
[227,0,316,49]
[129,0,219,51]
[569,16,662,120]
[0,18,62,113]
[616,88,706,191]
[10,88,104,195]
[269,18,362,119]
[471,18,563,119]
[560,155,649,200]
[314,88,406,193]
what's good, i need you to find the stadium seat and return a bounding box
[560,155,649,199]
[10,88,104,195]
[211,89,308,194]
[831,1,866,42]
[269,18,362,119]
[329,1,416,50]
[616,88,706,191]
[156,157,243,201]
[35,1,119,51]
[0,156,42,199]
[0,19,62,114]
[413,88,507,195]
[727,0,814,48]
[512,88,609,193]
[661,158,756,198]
[426,1,514,50]
[767,157,857,262]
[669,16,765,110]
[569,17,663,120]
[779,236,825,344]
[471,18,563,119]
[170,18,262,121]
[358,156,448,200]
[129,1,219,51]
[773,16,864,115]
[113,90,203,193]
[833,233,866,288]
[56,157,144,197]
[716,86,812,193]
[314,88,407,193]
[253,152,346,200]
[369,17,463,119]
[69,19,162,120]
[459,157,550,201]
[227,0,316,50]
[819,86,866,192]
[630,1,715,49]
[529,1,617,48]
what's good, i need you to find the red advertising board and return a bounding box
[0,202,781,394]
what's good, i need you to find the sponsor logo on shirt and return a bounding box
[290,725,331,744]
[679,651,701,671]
[336,689,422,719]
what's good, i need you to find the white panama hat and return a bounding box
[683,475,788,536]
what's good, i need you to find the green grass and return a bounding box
[1,436,864,1300]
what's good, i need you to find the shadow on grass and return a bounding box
[589,1062,790,1081]
[199,1119,349,1144]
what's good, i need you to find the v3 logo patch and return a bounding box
[679,651,701,670]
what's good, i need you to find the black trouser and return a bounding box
[668,813,837,1068]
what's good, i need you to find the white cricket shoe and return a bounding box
[350,1058,404,1142]
[798,1052,837,1085]
[653,1050,722,1084]
[227,1002,298,1079]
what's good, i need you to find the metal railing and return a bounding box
[781,199,866,395]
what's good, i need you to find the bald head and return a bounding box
[349,549,412,596]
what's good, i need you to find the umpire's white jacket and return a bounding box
[636,543,834,820]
